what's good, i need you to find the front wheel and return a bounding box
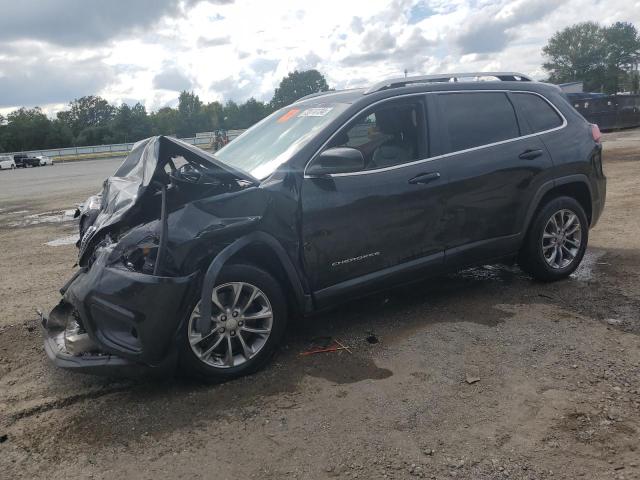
[179,264,288,381]
[519,196,589,281]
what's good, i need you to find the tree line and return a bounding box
[0,69,329,153]
[1,21,638,154]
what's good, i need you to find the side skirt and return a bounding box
[312,233,522,311]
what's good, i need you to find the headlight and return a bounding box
[121,235,159,274]
[81,194,102,213]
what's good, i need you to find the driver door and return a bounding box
[301,96,449,306]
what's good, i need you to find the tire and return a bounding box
[179,264,288,381]
[519,196,588,281]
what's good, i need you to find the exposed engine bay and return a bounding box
[76,136,259,277]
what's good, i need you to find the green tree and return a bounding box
[111,103,152,143]
[542,22,607,91]
[236,98,271,128]
[57,96,115,137]
[44,120,74,148]
[129,103,152,140]
[150,107,180,136]
[603,22,640,93]
[222,100,240,129]
[543,21,640,93]
[1,107,52,151]
[0,114,6,152]
[270,70,329,109]
[176,91,209,136]
[76,126,113,146]
[204,101,225,130]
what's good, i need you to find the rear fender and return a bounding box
[522,174,593,235]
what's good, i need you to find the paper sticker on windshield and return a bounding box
[277,109,300,123]
[299,107,333,117]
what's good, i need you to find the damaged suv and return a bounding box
[43,72,606,380]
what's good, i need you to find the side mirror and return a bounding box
[306,147,365,177]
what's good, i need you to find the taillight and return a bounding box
[591,123,601,143]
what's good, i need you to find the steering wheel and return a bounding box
[175,163,202,183]
[171,163,223,187]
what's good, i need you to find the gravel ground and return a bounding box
[0,131,638,479]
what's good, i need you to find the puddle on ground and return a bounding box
[45,234,79,246]
[454,250,604,284]
[302,353,392,384]
[455,263,524,282]
[570,249,605,282]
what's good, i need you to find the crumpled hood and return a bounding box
[78,135,258,261]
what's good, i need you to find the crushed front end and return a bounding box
[42,243,197,374]
[42,135,262,374]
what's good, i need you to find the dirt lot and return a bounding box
[0,132,639,479]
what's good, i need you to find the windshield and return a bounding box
[214,102,349,179]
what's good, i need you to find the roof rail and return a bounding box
[296,90,334,102]
[364,72,533,94]
[295,87,365,103]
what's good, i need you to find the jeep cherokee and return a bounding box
[42,72,606,381]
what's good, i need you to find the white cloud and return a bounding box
[1,0,639,116]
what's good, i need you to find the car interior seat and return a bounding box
[370,106,418,169]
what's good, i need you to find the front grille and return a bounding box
[78,225,97,260]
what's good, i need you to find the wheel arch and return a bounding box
[196,232,307,334]
[523,175,593,240]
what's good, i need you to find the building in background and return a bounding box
[559,81,584,94]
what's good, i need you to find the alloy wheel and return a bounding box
[541,208,582,269]
[187,282,274,368]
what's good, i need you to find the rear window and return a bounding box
[438,92,519,153]
[511,92,563,133]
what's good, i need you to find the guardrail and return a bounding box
[3,129,246,159]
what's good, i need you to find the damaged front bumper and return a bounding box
[41,248,198,375]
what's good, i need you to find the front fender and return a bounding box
[195,231,306,334]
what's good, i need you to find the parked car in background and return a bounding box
[37,155,54,166]
[43,72,606,382]
[14,154,41,168]
[0,155,16,170]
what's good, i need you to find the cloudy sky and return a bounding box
[1,0,638,116]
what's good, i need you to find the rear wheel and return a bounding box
[179,264,287,381]
[519,196,588,281]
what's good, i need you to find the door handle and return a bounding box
[409,172,441,185]
[519,149,544,160]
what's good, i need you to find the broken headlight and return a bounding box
[121,235,159,274]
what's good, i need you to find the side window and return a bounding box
[328,100,426,170]
[511,92,563,133]
[438,92,519,153]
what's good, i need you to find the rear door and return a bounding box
[433,91,554,266]
[301,96,449,304]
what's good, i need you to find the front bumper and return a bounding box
[42,248,197,375]
[42,310,139,375]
